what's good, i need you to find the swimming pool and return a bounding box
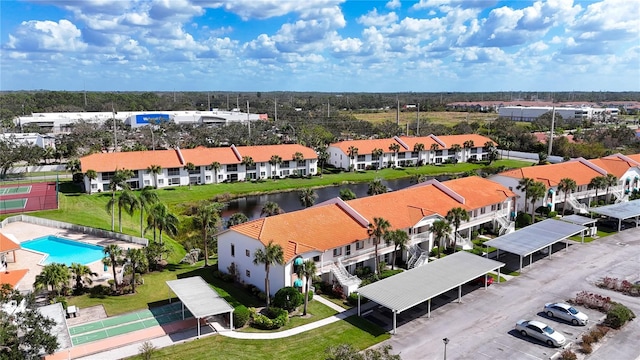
[20,235,104,266]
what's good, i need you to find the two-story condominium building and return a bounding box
[80,144,318,193]
[217,176,514,296]
[490,154,640,215]
[327,134,495,171]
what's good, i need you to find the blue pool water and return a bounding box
[20,235,104,266]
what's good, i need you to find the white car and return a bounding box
[515,320,566,347]
[544,302,589,325]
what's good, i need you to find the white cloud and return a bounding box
[6,19,87,52]
[386,0,401,10]
[205,0,346,20]
[357,9,398,27]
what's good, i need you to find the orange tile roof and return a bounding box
[622,153,640,164]
[231,204,368,262]
[180,146,240,166]
[0,269,28,288]
[236,144,318,163]
[589,156,637,178]
[329,138,409,154]
[417,134,495,149]
[329,134,496,154]
[497,160,605,187]
[443,176,516,209]
[0,233,20,253]
[80,149,183,173]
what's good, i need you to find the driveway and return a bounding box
[381,230,640,360]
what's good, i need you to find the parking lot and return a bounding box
[380,229,640,360]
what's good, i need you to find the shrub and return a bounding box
[573,291,612,311]
[605,302,636,329]
[515,212,531,228]
[332,285,345,300]
[347,292,368,306]
[251,307,288,330]
[273,287,304,311]
[354,266,372,278]
[548,211,558,218]
[559,349,577,360]
[138,341,156,360]
[580,342,592,354]
[581,333,595,345]
[233,306,251,328]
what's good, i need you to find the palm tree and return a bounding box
[103,244,123,290]
[339,188,356,201]
[384,229,409,270]
[430,143,439,164]
[413,143,425,165]
[371,148,384,170]
[34,263,70,295]
[388,143,400,167]
[107,189,137,233]
[193,203,222,267]
[347,146,358,171]
[66,158,81,174]
[134,187,159,237]
[298,259,317,316]
[147,164,162,188]
[292,152,304,162]
[557,177,577,216]
[446,207,470,251]
[449,144,461,164]
[589,176,607,205]
[299,188,317,208]
[126,248,147,294]
[462,140,474,161]
[107,168,133,231]
[517,177,535,213]
[367,217,391,276]
[429,220,451,258]
[70,263,97,292]
[367,178,387,196]
[261,201,284,217]
[269,155,282,178]
[529,181,547,224]
[253,240,284,308]
[226,212,249,228]
[184,162,196,189]
[209,161,221,184]
[604,173,618,204]
[146,203,179,244]
[483,141,498,164]
[85,169,97,192]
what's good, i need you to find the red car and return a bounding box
[470,276,494,286]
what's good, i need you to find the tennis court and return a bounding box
[0,185,31,196]
[69,302,193,346]
[0,198,27,211]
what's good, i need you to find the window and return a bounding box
[356,241,364,250]
[246,249,250,257]
[91,184,97,189]
[260,171,266,177]
[480,207,486,214]
[246,270,251,278]
[491,204,497,211]
[231,244,235,257]
[102,171,115,181]
[167,168,180,176]
[372,154,380,161]
[247,172,257,180]
[297,160,305,167]
[280,170,290,176]
[227,164,238,172]
[280,161,290,168]
[144,180,150,186]
[357,163,365,170]
[436,150,443,156]
[411,151,419,157]
[246,164,257,170]
[313,256,320,262]
[345,245,351,256]
[169,178,180,185]
[188,167,199,175]
[435,158,443,164]
[357,155,365,162]
[333,248,342,257]
[158,179,164,185]
[397,152,406,159]
[205,175,211,181]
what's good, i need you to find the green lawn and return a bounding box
[239,300,338,333]
[126,316,390,360]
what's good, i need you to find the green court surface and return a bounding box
[70,302,193,346]
[0,186,31,196]
[0,198,27,211]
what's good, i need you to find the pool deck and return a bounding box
[0,221,144,291]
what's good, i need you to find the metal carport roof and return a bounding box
[590,199,640,220]
[166,276,235,337]
[356,251,504,334]
[560,214,597,226]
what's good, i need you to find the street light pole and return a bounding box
[443,338,449,360]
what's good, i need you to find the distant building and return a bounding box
[0,133,56,149]
[497,106,618,122]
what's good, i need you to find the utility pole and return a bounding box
[396,96,400,126]
[416,103,420,136]
[226,94,229,110]
[327,101,330,118]
[207,92,210,111]
[247,100,251,139]
[548,106,555,157]
[274,98,278,122]
[112,103,117,152]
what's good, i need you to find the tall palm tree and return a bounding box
[557,177,577,216]
[85,169,97,192]
[367,217,391,276]
[429,220,451,258]
[292,152,304,162]
[253,240,284,308]
[529,181,547,224]
[269,155,282,178]
[34,263,70,295]
[126,248,147,294]
[133,187,159,237]
[449,144,462,164]
[106,189,137,233]
[367,178,388,196]
[193,203,222,267]
[517,177,535,213]
[260,201,284,217]
[462,140,474,161]
[227,212,249,228]
[184,162,196,189]
[66,158,81,174]
[297,259,317,316]
[103,244,123,290]
[347,146,358,171]
[371,148,384,170]
[589,175,607,205]
[604,173,618,204]
[413,143,425,165]
[446,207,470,251]
[108,168,134,231]
[70,263,97,292]
[298,188,317,208]
[388,143,400,167]
[430,143,440,164]
[483,141,498,164]
[147,164,162,188]
[146,203,179,244]
[209,161,221,184]
[384,229,409,270]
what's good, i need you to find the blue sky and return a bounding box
[1,0,638,92]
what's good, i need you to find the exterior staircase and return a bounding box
[494,214,515,235]
[567,195,589,214]
[407,244,429,269]
[330,259,361,287]
[611,188,625,203]
[449,232,473,250]
[413,252,429,268]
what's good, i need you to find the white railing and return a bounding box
[567,195,589,214]
[330,258,361,287]
[407,244,424,269]
[413,252,429,268]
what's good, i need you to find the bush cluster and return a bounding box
[233,306,251,328]
[559,349,577,360]
[273,287,304,311]
[598,276,640,296]
[212,270,235,283]
[251,307,288,330]
[573,291,612,311]
[605,303,636,329]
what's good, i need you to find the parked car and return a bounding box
[515,320,566,347]
[469,275,494,286]
[544,302,589,325]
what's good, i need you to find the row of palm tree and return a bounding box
[102,244,148,293]
[34,262,99,296]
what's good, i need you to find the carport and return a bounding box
[484,219,586,272]
[590,199,640,232]
[560,214,597,243]
[166,276,235,338]
[355,251,504,334]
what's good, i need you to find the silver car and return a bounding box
[515,319,566,347]
[544,302,589,326]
